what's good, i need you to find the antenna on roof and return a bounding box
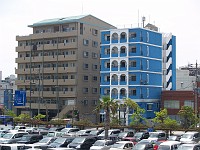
[138,10,140,27]
[142,16,146,28]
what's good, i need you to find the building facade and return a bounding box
[15,15,116,122]
[0,75,17,113]
[100,25,176,124]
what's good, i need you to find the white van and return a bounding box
[180,131,200,144]
[158,141,181,150]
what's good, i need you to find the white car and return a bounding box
[90,139,115,150]
[0,143,25,150]
[110,141,134,150]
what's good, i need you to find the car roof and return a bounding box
[116,141,133,144]
[160,141,181,145]
[184,131,199,134]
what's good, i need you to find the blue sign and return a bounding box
[14,90,26,106]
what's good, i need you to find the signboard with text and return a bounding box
[14,90,26,106]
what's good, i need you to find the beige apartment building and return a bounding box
[15,15,116,122]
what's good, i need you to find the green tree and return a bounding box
[95,96,119,139]
[153,108,168,126]
[153,109,179,129]
[5,110,16,118]
[130,107,146,126]
[16,113,31,123]
[178,106,197,129]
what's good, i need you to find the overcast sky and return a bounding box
[0,0,200,79]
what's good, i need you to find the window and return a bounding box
[130,75,136,81]
[92,88,98,93]
[147,103,153,111]
[83,88,88,93]
[147,88,149,98]
[92,52,98,58]
[83,100,88,105]
[105,48,110,55]
[131,47,136,53]
[93,64,98,70]
[83,39,89,45]
[92,41,98,47]
[83,76,88,81]
[92,29,98,35]
[93,76,98,81]
[105,35,110,41]
[83,51,89,57]
[184,100,194,109]
[92,100,97,105]
[164,100,180,109]
[83,63,89,69]
[130,61,136,67]
[130,89,136,96]
[130,32,136,38]
[147,32,149,42]
[147,46,149,56]
[147,60,149,70]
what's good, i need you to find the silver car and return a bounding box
[90,140,115,150]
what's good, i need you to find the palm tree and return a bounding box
[121,98,138,125]
[95,96,119,139]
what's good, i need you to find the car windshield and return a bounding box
[177,145,194,150]
[72,137,85,143]
[112,143,124,148]
[90,130,97,135]
[21,136,30,141]
[134,132,143,138]
[158,145,170,150]
[53,138,65,144]
[181,134,193,139]
[149,133,159,138]
[77,130,85,135]
[61,128,70,132]
[47,132,55,137]
[168,136,177,141]
[118,132,127,137]
[133,143,146,150]
[3,133,13,139]
[93,140,106,146]
[38,138,51,143]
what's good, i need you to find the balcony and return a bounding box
[26,90,76,98]
[16,30,77,41]
[120,38,127,43]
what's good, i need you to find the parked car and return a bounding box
[68,136,97,150]
[47,137,75,148]
[0,143,25,150]
[0,131,29,144]
[133,141,154,150]
[47,131,63,137]
[89,139,115,150]
[61,128,80,136]
[180,131,200,144]
[34,137,57,146]
[47,148,75,150]
[98,129,121,140]
[118,131,134,140]
[133,132,149,142]
[75,129,96,137]
[157,141,181,150]
[177,143,200,150]
[148,131,167,142]
[17,134,43,144]
[167,135,181,141]
[110,141,134,150]
[89,129,104,136]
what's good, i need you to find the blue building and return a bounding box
[100,24,176,124]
